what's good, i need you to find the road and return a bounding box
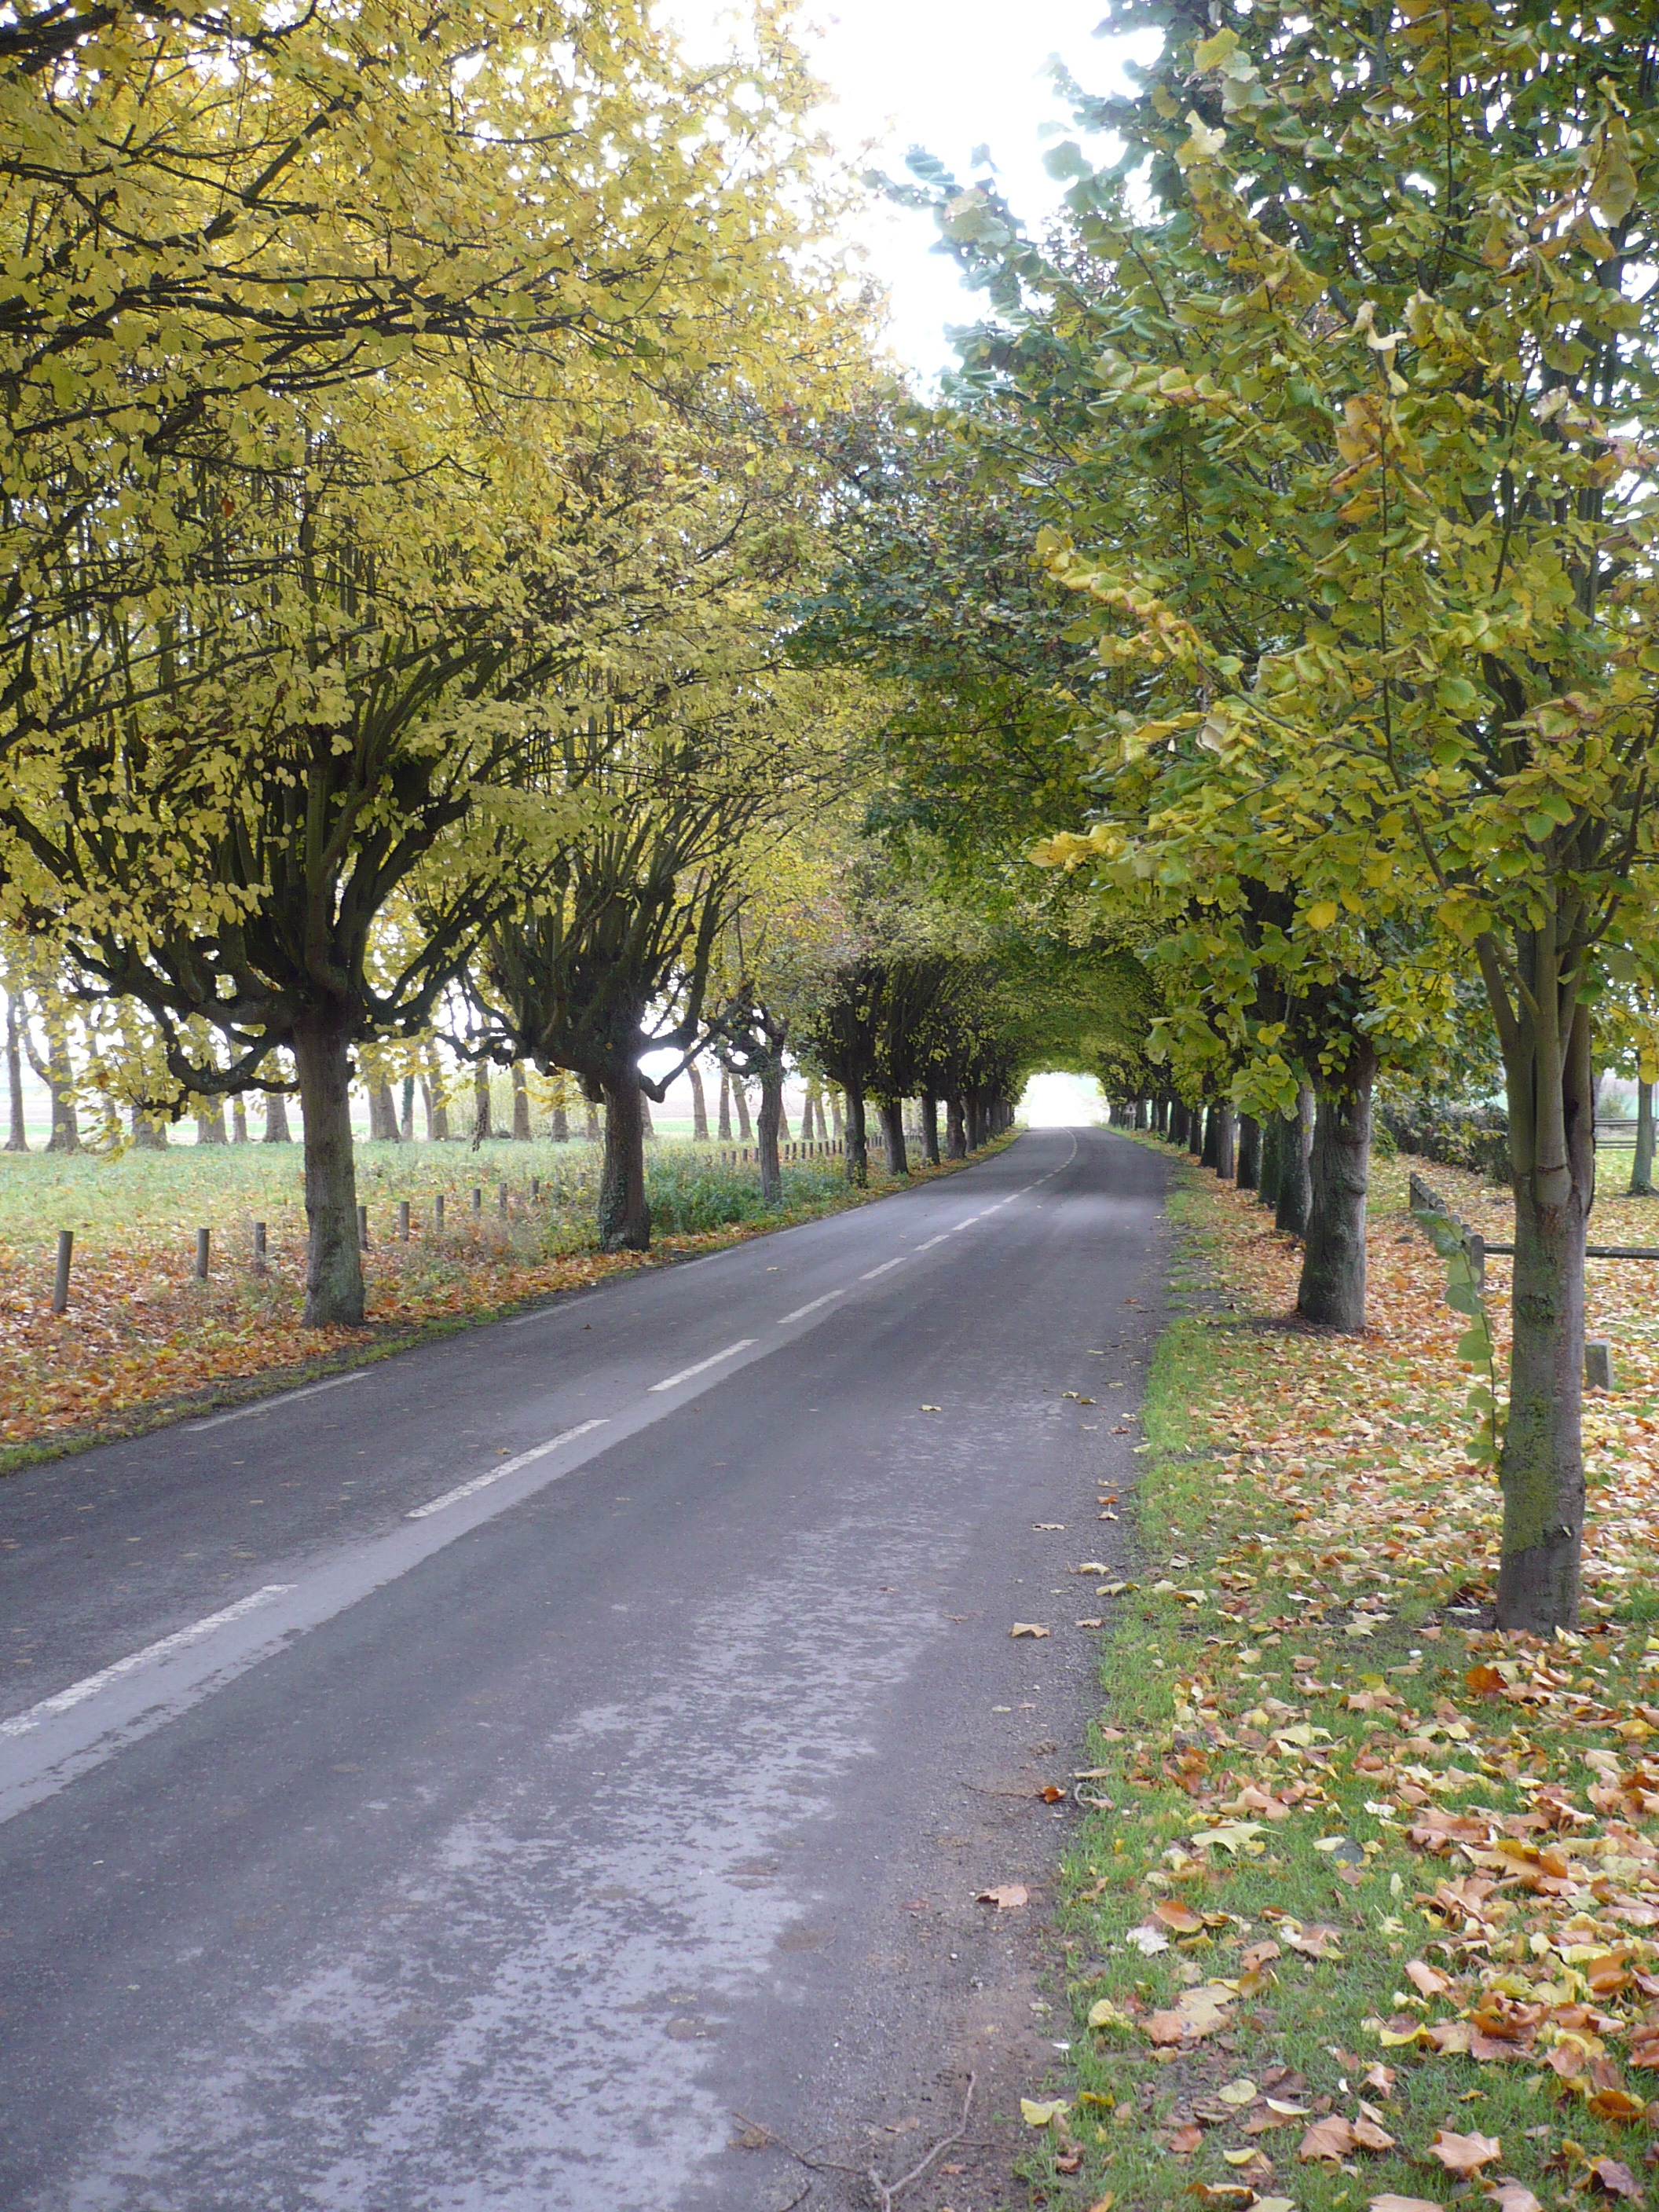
[0,1125,1169,2212]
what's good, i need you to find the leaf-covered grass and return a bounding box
[0,1136,995,1465]
[1020,1146,1659,2212]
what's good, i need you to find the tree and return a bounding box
[913,0,1659,1629]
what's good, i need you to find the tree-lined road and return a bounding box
[0,1128,1166,2210]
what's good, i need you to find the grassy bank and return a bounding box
[1023,1144,1659,2212]
[0,1136,1005,1466]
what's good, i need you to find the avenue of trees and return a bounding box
[855,0,1658,1635]
[9,0,1643,1636]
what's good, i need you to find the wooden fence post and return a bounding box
[252,1221,268,1275]
[397,1201,409,1242]
[52,1229,71,1313]
[195,1227,210,1278]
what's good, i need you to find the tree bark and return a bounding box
[1214,1103,1236,1181]
[1190,1104,1206,1161]
[375,1081,401,1141]
[921,1093,941,1166]
[946,1096,967,1160]
[194,1099,226,1146]
[473,1065,493,1144]
[263,1088,292,1144]
[597,1074,651,1250]
[1236,1114,1260,1190]
[400,1075,416,1142]
[132,1104,168,1148]
[1296,1046,1375,1332]
[1258,1110,1280,1207]
[830,1088,844,1141]
[584,1096,600,1144]
[880,1098,909,1177]
[511,1060,533,1141]
[1201,1103,1220,1169]
[639,1087,656,1141]
[293,1011,364,1327]
[1492,987,1595,1632]
[717,1070,732,1141]
[5,998,27,1151]
[1631,1079,1654,1196]
[734,1081,752,1141]
[756,1067,784,1204]
[550,1071,569,1143]
[844,1086,870,1185]
[690,1062,709,1141]
[1274,1087,1315,1237]
[232,1096,249,1143]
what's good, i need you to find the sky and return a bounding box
[664,0,1160,386]
[793,0,1157,383]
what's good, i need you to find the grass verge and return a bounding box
[0,1134,1015,1470]
[1018,1146,1659,2212]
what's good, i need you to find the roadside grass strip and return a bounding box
[0,1137,1015,1465]
[1024,1151,1659,2212]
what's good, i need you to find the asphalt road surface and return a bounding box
[0,1124,1170,2212]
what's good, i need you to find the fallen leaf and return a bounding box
[1010,1623,1049,1639]
[1217,2078,1258,2107]
[1430,2129,1501,2178]
[1155,1900,1206,1935]
[1087,1998,1135,2032]
[1124,1925,1170,1956]
[1363,2064,1397,2094]
[1368,2199,1445,2212]
[1485,2183,1542,2212]
[1300,2115,1356,2161]
[1587,2158,1644,2202]
[1407,1960,1453,1998]
[1167,2124,1204,2154]
[1020,2097,1068,2127]
[1590,2089,1649,2125]
[1147,2010,1186,2045]
[1353,2113,1396,2152]
[975,1885,1028,1910]
[1240,1939,1282,1972]
[1037,1784,1066,1804]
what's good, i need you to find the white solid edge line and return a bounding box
[406,1419,610,1521]
[858,1256,907,1281]
[646,1339,756,1393]
[0,1584,296,1738]
[188,1372,366,1432]
[778,1288,848,1326]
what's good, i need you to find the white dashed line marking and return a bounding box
[407,1420,610,1520]
[646,1340,756,1393]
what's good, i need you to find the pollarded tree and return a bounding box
[926,0,1659,1630]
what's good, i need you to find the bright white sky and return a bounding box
[794,2,1158,383]
[663,1,1161,386]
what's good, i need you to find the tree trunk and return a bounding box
[194,1099,226,1147]
[1631,1079,1654,1196]
[5,999,27,1151]
[777,1091,790,1142]
[597,1074,651,1251]
[473,1064,493,1144]
[734,1082,752,1141]
[584,1096,600,1143]
[551,1071,570,1143]
[1214,1103,1236,1181]
[400,1075,416,1141]
[292,1011,364,1327]
[432,1081,452,1141]
[376,1081,401,1141]
[880,1097,908,1177]
[1236,1113,1260,1190]
[921,1093,941,1166]
[511,1060,533,1141]
[690,1062,709,1141]
[946,1096,967,1160]
[1296,1046,1375,1332]
[131,1104,168,1148]
[1492,987,1595,1632]
[1274,1086,1315,1237]
[717,1070,732,1141]
[639,1087,656,1141]
[1170,1101,1186,1147]
[1201,1103,1219,1169]
[844,1086,870,1186]
[231,1095,249,1143]
[802,1081,821,1142]
[1190,1104,1206,1161]
[830,1088,844,1141]
[263,1088,292,1144]
[1258,1110,1280,1207]
[757,1068,784,1204]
